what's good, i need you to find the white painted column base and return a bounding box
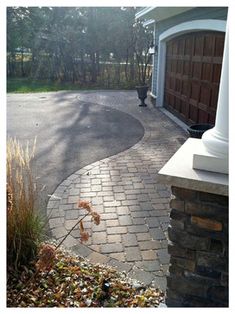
[193,140,228,174]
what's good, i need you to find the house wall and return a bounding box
[151,7,228,98]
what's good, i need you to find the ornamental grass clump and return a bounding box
[10,199,102,302]
[7,138,44,270]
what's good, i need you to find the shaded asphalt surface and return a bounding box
[7,91,144,218]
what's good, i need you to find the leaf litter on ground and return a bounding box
[7,243,165,307]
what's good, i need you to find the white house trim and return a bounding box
[155,19,226,107]
[143,19,155,27]
[136,7,193,22]
[135,7,156,20]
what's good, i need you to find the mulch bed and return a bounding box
[7,246,165,307]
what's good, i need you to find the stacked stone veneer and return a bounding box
[166,186,228,307]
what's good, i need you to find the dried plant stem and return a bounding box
[55,212,90,250]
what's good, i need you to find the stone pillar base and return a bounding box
[166,186,228,307]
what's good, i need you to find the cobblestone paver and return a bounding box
[47,91,187,291]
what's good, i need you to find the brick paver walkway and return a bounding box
[47,91,187,291]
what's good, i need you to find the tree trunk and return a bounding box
[21,48,25,77]
[90,52,97,83]
[88,8,97,83]
[115,63,121,85]
[7,53,13,77]
[125,50,129,81]
[130,54,135,82]
[96,51,100,77]
[80,52,86,83]
[31,49,36,78]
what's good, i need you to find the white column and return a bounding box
[151,22,156,97]
[193,26,228,174]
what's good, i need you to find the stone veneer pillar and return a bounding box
[158,138,228,307]
[167,186,228,307]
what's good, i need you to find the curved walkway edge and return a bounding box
[47,91,187,292]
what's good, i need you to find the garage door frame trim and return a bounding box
[156,19,226,108]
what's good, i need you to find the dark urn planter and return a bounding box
[187,123,214,139]
[136,85,148,107]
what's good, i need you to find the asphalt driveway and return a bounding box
[7,92,144,214]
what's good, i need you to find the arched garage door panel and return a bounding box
[164,31,225,125]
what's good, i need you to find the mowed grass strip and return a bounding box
[7,78,87,93]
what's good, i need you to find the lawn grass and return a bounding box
[7,78,134,93]
[7,78,95,93]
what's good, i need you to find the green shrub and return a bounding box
[7,138,44,270]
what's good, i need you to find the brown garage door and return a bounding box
[164,31,225,125]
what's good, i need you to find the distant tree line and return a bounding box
[7,7,153,88]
